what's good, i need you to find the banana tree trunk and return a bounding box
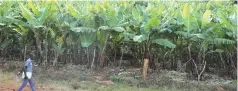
[99,34,110,68]
[91,48,96,69]
[119,50,124,68]
[143,58,149,80]
[34,31,42,64]
[43,39,48,66]
[43,28,49,66]
[53,52,58,66]
[87,47,90,68]
[142,42,150,80]
[24,45,27,61]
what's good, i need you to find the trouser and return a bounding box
[17,79,36,91]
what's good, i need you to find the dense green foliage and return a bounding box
[0,0,237,79]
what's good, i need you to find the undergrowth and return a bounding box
[0,65,236,91]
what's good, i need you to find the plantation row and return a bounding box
[0,1,237,80]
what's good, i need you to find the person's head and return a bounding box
[28,54,33,60]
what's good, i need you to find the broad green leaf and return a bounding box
[182,3,190,19]
[71,27,96,33]
[144,17,161,31]
[98,26,110,31]
[176,9,183,24]
[149,8,159,18]
[182,3,193,32]
[132,8,142,22]
[38,7,50,25]
[202,10,212,28]
[191,34,205,39]
[66,2,80,18]
[5,16,29,27]
[19,3,36,25]
[95,3,103,13]
[27,0,40,16]
[157,4,165,16]
[112,27,125,32]
[143,10,150,22]
[175,31,191,38]
[117,6,124,20]
[97,27,110,45]
[207,38,235,45]
[140,22,146,33]
[71,27,96,47]
[121,1,127,8]
[107,10,117,27]
[153,39,176,48]
[111,32,123,43]
[103,1,110,9]
[206,1,211,9]
[124,32,136,40]
[133,34,148,43]
[80,34,96,48]
[90,5,95,12]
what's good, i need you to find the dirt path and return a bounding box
[0,82,59,91]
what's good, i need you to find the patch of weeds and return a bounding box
[71,82,80,90]
[232,80,237,85]
[77,81,101,90]
[87,82,101,90]
[77,76,87,81]
[110,76,124,83]
[221,84,237,91]
[100,84,160,91]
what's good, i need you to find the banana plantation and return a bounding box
[0,0,237,83]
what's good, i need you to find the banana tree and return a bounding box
[174,2,236,81]
[88,1,128,68]
[0,1,25,58]
[18,1,57,65]
[125,3,176,80]
[66,1,98,67]
[52,36,65,66]
[0,14,12,57]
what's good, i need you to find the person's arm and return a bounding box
[23,66,27,78]
[18,60,29,78]
[17,66,27,74]
[17,67,23,75]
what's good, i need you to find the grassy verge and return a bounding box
[0,65,236,91]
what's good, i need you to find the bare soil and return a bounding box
[0,80,60,91]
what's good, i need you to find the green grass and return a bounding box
[98,83,186,91]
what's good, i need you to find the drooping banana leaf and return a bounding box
[71,27,96,48]
[19,3,36,26]
[97,26,111,46]
[133,34,148,43]
[152,39,176,48]
[206,38,235,45]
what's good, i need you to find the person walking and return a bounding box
[17,54,36,91]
